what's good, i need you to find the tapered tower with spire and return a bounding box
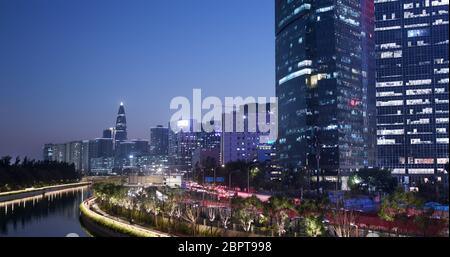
[114,102,127,142]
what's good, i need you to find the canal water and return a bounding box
[0,186,92,237]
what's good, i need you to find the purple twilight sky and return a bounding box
[0,0,275,159]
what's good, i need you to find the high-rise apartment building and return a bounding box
[67,141,83,171]
[81,140,90,173]
[43,144,54,161]
[53,143,67,163]
[43,141,83,171]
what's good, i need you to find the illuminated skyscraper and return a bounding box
[275,0,368,188]
[375,0,449,185]
[114,102,127,142]
[362,0,377,167]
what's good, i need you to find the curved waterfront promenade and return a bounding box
[80,197,172,237]
[0,182,91,203]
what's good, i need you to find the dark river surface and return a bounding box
[0,186,92,237]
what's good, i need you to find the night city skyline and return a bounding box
[0,0,275,159]
[0,0,448,242]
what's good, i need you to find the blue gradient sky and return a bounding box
[0,0,275,159]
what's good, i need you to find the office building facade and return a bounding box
[375,0,449,185]
[275,0,367,185]
[150,125,169,156]
[222,103,274,164]
[168,119,201,171]
[362,0,377,167]
[90,138,114,158]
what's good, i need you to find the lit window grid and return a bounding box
[375,0,449,175]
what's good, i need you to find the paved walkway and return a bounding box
[83,198,173,237]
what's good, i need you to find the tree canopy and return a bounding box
[378,189,424,222]
[0,156,81,192]
[349,168,397,194]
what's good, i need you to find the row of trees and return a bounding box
[378,189,449,236]
[0,156,81,192]
[93,182,449,237]
[95,184,428,237]
[93,183,333,237]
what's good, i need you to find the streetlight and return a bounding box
[214,164,225,187]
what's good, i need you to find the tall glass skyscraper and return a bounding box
[114,102,127,142]
[362,0,377,168]
[275,0,367,186]
[375,0,449,185]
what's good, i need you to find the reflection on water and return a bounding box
[0,186,92,237]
